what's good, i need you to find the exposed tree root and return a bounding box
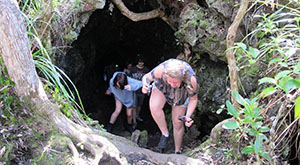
[38,100,127,164]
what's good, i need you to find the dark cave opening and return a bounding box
[58,3,231,154]
[60,6,182,137]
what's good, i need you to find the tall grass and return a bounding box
[19,0,89,125]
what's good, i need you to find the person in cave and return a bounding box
[141,58,198,154]
[103,63,121,93]
[105,72,143,134]
[130,55,149,127]
[123,61,132,76]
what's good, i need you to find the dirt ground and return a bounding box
[0,103,288,165]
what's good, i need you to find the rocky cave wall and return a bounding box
[57,4,232,139]
[57,6,182,134]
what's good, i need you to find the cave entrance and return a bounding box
[61,7,181,138]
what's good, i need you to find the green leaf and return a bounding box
[66,110,71,117]
[9,115,15,122]
[279,62,288,68]
[250,97,258,105]
[236,43,247,50]
[244,115,252,123]
[242,146,255,154]
[249,47,260,58]
[259,127,270,133]
[275,70,292,81]
[255,121,263,128]
[259,133,269,141]
[226,100,239,119]
[278,76,293,89]
[249,128,257,136]
[255,135,263,153]
[216,108,223,114]
[281,79,300,94]
[6,96,13,105]
[222,121,240,129]
[295,96,300,119]
[260,152,271,161]
[253,107,261,118]
[232,90,248,107]
[249,59,256,64]
[261,87,277,98]
[293,60,300,73]
[259,77,277,85]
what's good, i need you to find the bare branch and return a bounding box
[225,0,249,109]
[112,0,164,22]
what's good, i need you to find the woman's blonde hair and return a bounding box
[163,59,185,79]
[162,60,195,95]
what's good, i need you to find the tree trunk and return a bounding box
[0,1,126,164]
[226,0,249,109]
[0,1,207,164]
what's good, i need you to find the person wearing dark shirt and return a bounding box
[130,56,149,125]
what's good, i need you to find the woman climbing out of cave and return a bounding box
[141,58,198,154]
[105,72,142,134]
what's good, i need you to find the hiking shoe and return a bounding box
[175,151,182,154]
[157,135,169,149]
[132,122,137,130]
[136,115,143,122]
[127,124,135,134]
[105,123,113,133]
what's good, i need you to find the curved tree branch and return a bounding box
[225,0,249,109]
[112,0,166,22]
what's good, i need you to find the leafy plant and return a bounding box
[20,2,89,122]
[253,5,300,122]
[221,0,300,163]
[232,43,260,69]
[223,147,233,159]
[223,91,271,163]
[0,60,22,126]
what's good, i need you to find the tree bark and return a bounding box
[112,0,165,22]
[0,1,207,164]
[0,1,126,164]
[226,0,249,109]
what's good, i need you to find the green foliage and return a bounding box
[295,96,300,119]
[0,59,22,126]
[232,42,261,69]
[175,7,206,40]
[223,147,233,159]
[254,5,300,122]
[0,57,25,163]
[19,4,89,121]
[235,1,300,122]
[258,70,300,96]
[223,91,270,164]
[222,1,300,163]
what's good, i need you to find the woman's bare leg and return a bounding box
[172,105,186,152]
[149,89,168,135]
[126,107,133,124]
[109,98,123,124]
